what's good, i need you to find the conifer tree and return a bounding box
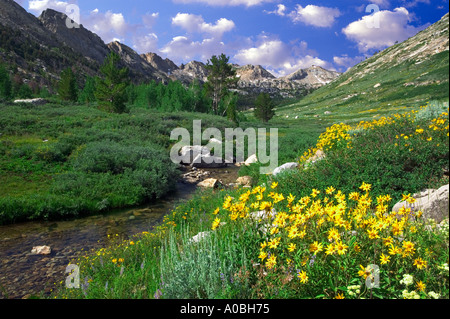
[58,67,78,101]
[0,64,12,100]
[205,54,238,115]
[254,93,275,123]
[95,52,129,113]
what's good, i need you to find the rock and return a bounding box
[198,178,220,188]
[244,154,258,166]
[392,184,449,223]
[236,176,253,187]
[13,98,47,105]
[180,145,210,165]
[191,153,226,168]
[374,83,381,88]
[272,162,299,176]
[31,246,51,255]
[324,111,332,115]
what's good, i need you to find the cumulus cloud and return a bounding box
[160,36,226,62]
[28,0,75,14]
[132,33,159,54]
[342,7,428,52]
[83,9,131,43]
[288,4,341,27]
[172,13,235,37]
[264,4,287,16]
[172,0,275,7]
[234,36,333,77]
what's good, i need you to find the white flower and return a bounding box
[400,274,414,286]
[428,291,440,299]
[402,289,420,299]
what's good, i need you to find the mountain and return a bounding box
[141,52,179,75]
[233,64,341,99]
[107,41,169,83]
[170,61,209,84]
[276,12,449,122]
[0,0,169,87]
[0,0,100,87]
[284,65,341,87]
[0,0,339,99]
[38,9,109,65]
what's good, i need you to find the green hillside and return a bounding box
[275,13,449,124]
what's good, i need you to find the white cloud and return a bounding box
[132,33,159,54]
[264,4,287,16]
[160,36,226,63]
[28,0,74,14]
[233,36,333,77]
[172,13,235,37]
[342,7,427,52]
[288,4,341,27]
[172,0,275,7]
[83,9,131,43]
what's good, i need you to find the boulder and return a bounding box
[198,178,220,188]
[392,184,449,223]
[272,162,299,176]
[14,98,47,105]
[31,246,51,255]
[236,176,253,187]
[180,145,210,165]
[191,153,226,168]
[244,154,258,166]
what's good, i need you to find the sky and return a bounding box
[13,0,449,77]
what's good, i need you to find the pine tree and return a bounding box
[254,93,275,123]
[205,54,238,115]
[0,64,12,100]
[78,76,96,104]
[95,52,129,113]
[58,67,78,101]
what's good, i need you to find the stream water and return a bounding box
[0,166,240,299]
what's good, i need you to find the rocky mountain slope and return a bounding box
[234,64,340,98]
[0,0,339,97]
[276,12,449,122]
[107,41,169,83]
[38,9,109,65]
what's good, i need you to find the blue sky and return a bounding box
[14,0,449,76]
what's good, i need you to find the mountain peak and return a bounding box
[141,52,179,74]
[236,64,275,81]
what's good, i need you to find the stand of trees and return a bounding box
[2,52,276,122]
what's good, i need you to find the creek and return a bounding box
[0,165,240,299]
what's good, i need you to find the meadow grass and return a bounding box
[50,102,449,299]
[0,102,234,224]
